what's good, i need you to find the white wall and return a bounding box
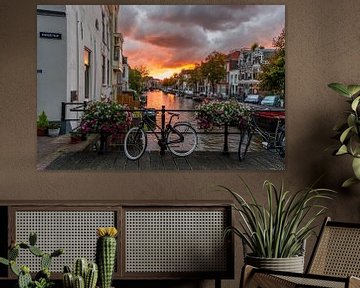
[37,5,67,121]
[37,5,117,126]
[66,5,113,103]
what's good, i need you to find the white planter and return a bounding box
[245,254,305,273]
[48,128,60,137]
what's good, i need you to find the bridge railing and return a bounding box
[61,102,285,153]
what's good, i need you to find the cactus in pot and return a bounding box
[62,259,98,288]
[96,227,118,288]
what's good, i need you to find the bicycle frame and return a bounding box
[139,109,183,150]
[249,112,285,150]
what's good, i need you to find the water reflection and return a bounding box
[145,90,245,152]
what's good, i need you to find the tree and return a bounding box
[188,64,203,93]
[201,51,226,94]
[129,65,149,93]
[258,28,285,96]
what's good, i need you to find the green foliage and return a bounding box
[32,277,54,288]
[201,51,226,93]
[195,100,252,130]
[258,28,285,96]
[129,65,149,93]
[328,83,360,187]
[47,122,61,129]
[0,232,63,288]
[222,179,335,258]
[37,111,49,129]
[187,64,203,92]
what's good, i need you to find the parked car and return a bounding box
[244,94,262,104]
[260,95,281,107]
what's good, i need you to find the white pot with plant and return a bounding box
[47,122,61,137]
[222,179,335,273]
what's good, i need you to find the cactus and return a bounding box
[18,269,32,288]
[63,259,98,288]
[29,245,44,257]
[96,227,118,288]
[85,262,98,288]
[9,246,19,260]
[29,232,37,246]
[0,233,63,288]
[74,258,87,279]
[41,253,52,270]
[63,272,74,288]
[74,275,85,288]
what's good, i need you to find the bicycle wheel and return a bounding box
[238,129,252,161]
[167,123,197,157]
[277,128,285,158]
[124,127,147,160]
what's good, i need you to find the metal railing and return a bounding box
[61,102,285,154]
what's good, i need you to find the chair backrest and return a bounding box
[307,217,360,278]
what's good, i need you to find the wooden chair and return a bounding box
[241,217,360,288]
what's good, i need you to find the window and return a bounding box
[107,59,110,85]
[95,19,99,30]
[102,56,105,85]
[102,13,105,43]
[84,49,91,99]
[114,49,119,61]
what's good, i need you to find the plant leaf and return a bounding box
[340,126,353,143]
[347,85,360,97]
[352,157,360,179]
[336,145,348,155]
[351,96,360,111]
[342,177,360,188]
[328,83,352,97]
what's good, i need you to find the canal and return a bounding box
[145,90,260,152]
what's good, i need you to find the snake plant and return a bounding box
[223,179,335,258]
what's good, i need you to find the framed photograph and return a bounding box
[36,5,285,171]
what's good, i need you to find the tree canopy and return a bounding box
[129,65,149,93]
[201,51,226,93]
[258,28,285,96]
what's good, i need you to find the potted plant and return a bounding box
[37,111,49,136]
[328,83,360,187]
[195,100,252,130]
[70,130,83,144]
[222,179,335,273]
[80,100,132,153]
[47,122,61,137]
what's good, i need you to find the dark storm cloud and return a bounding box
[145,5,261,31]
[117,5,285,77]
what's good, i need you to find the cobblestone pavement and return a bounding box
[37,134,99,170]
[37,134,285,171]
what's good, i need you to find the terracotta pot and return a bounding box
[37,127,48,136]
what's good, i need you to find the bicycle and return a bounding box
[238,110,285,161]
[124,109,198,160]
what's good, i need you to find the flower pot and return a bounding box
[245,254,304,273]
[48,128,60,137]
[37,127,48,136]
[70,134,82,144]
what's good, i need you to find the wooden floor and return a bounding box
[44,150,285,171]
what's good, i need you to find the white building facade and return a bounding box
[238,47,275,97]
[37,5,121,130]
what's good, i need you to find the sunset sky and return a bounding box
[117,5,285,80]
